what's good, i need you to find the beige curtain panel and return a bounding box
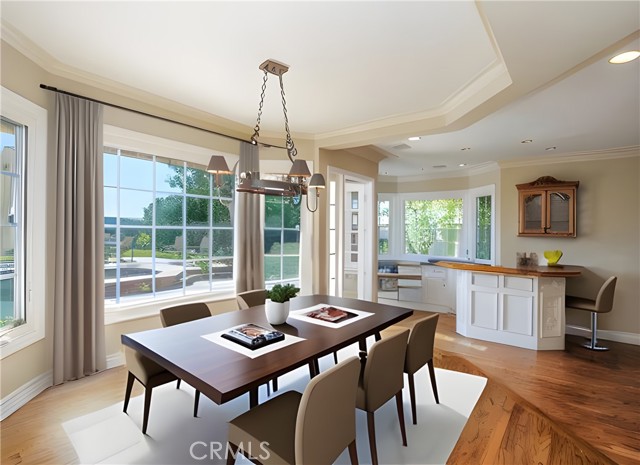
[53,94,106,384]
[234,141,265,293]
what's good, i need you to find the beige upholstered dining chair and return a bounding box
[236,289,268,310]
[385,313,440,424]
[159,302,212,416]
[357,328,410,465]
[123,346,178,434]
[226,356,361,465]
[565,276,617,351]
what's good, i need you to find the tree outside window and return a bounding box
[404,198,463,257]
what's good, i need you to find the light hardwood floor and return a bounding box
[1,312,638,465]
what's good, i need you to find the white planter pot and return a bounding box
[265,299,290,325]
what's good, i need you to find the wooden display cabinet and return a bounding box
[516,176,579,237]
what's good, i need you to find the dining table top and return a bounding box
[121,294,413,405]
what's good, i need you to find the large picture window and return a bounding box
[104,147,234,305]
[264,196,300,286]
[404,198,463,257]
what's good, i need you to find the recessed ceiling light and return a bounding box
[408,136,421,141]
[460,147,471,151]
[609,51,640,64]
[458,163,467,167]
[545,146,557,151]
[521,139,533,144]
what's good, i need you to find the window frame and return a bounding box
[378,186,495,265]
[103,126,238,323]
[0,87,47,359]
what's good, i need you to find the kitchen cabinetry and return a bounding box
[516,176,579,237]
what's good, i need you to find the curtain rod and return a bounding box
[39,83,263,147]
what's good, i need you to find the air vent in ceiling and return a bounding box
[432,165,447,169]
[392,143,412,150]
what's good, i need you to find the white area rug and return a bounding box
[63,344,486,465]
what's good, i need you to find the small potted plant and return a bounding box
[265,284,300,325]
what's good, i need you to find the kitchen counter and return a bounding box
[436,262,582,350]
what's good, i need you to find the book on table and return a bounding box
[305,306,357,323]
[221,324,285,350]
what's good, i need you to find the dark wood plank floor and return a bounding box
[430,313,640,465]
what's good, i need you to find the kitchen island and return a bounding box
[435,261,582,350]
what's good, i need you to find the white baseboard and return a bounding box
[565,325,640,346]
[0,370,52,421]
[106,351,124,369]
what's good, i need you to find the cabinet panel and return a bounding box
[502,294,533,335]
[471,291,498,329]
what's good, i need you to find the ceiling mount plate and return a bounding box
[259,59,289,76]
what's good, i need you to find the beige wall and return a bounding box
[500,154,640,335]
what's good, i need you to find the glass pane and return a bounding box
[351,191,359,209]
[155,193,183,226]
[282,198,300,229]
[379,226,389,254]
[185,163,210,196]
[117,227,154,298]
[476,195,492,260]
[404,198,463,256]
[104,227,117,265]
[283,230,300,254]
[212,199,232,226]
[120,189,153,225]
[156,157,183,193]
[104,187,117,221]
[0,276,15,329]
[120,150,153,191]
[265,229,282,254]
[549,191,570,232]
[283,256,299,280]
[524,194,542,230]
[265,197,283,228]
[186,229,208,258]
[211,257,233,282]
[211,228,233,257]
[103,149,118,187]
[184,259,210,291]
[156,228,183,258]
[265,256,281,281]
[186,197,209,226]
[378,200,390,226]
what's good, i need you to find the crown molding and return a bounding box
[498,146,640,169]
[378,161,500,183]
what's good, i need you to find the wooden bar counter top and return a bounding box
[434,260,583,277]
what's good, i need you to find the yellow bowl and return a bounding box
[544,250,563,266]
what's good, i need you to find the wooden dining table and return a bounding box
[121,295,413,408]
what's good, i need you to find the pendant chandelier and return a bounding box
[207,59,325,212]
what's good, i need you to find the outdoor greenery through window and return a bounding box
[404,198,463,256]
[378,200,389,254]
[104,147,234,305]
[0,118,25,331]
[475,195,492,261]
[264,196,300,286]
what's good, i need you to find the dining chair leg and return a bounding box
[408,372,417,425]
[348,439,359,465]
[176,379,181,389]
[249,388,259,408]
[226,442,239,465]
[395,391,408,446]
[142,387,153,434]
[427,359,440,404]
[272,377,278,392]
[366,411,378,465]
[123,372,135,413]
[193,390,201,417]
[333,351,339,365]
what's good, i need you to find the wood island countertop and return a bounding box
[434,261,583,277]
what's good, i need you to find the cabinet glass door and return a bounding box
[547,190,573,234]
[522,192,544,232]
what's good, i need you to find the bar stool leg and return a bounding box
[583,313,609,351]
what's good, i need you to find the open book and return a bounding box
[221,324,285,350]
[305,306,357,323]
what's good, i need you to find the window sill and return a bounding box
[0,323,45,359]
[104,290,237,326]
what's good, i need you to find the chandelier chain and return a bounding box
[279,74,297,161]
[251,69,269,144]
